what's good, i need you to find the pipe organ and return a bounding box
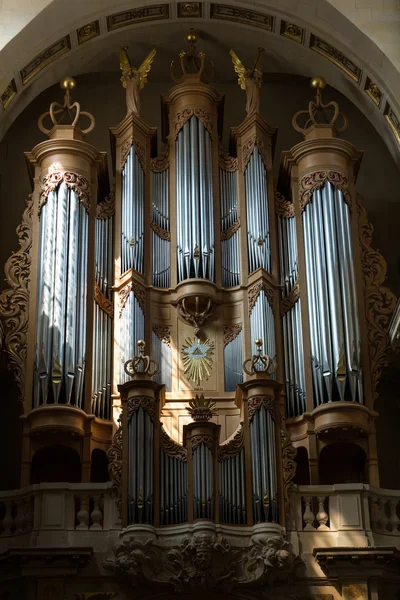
[1,34,393,519]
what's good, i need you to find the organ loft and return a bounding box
[0,28,398,600]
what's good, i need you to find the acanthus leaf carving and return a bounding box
[357,194,397,401]
[248,279,275,314]
[248,395,276,421]
[242,138,269,171]
[175,108,213,137]
[191,434,214,452]
[39,171,91,213]
[118,280,146,318]
[121,138,146,171]
[107,419,123,517]
[153,326,171,347]
[104,532,300,591]
[0,194,33,401]
[221,217,240,241]
[150,220,171,240]
[280,281,300,317]
[223,323,242,347]
[150,147,169,172]
[281,419,297,512]
[275,190,295,218]
[160,425,187,461]
[94,282,114,318]
[127,396,156,422]
[218,423,244,461]
[118,282,132,318]
[219,151,238,172]
[299,170,350,212]
[96,189,115,219]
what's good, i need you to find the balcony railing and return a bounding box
[1,482,400,551]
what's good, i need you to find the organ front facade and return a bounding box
[0,32,398,600]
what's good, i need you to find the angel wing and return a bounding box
[230,49,246,90]
[119,47,131,89]
[138,48,157,89]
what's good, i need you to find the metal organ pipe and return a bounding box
[176,117,214,281]
[128,407,154,524]
[224,330,243,391]
[250,291,276,365]
[121,147,144,275]
[34,183,88,408]
[220,167,240,287]
[303,182,362,405]
[152,331,172,392]
[120,292,145,384]
[246,146,270,274]
[151,169,170,288]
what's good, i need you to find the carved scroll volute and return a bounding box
[107,419,123,517]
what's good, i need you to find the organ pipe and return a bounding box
[220,167,240,287]
[250,290,276,364]
[224,330,243,391]
[152,331,172,392]
[120,292,145,384]
[121,147,144,275]
[152,169,170,288]
[246,146,270,274]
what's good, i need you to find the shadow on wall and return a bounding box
[319,442,367,485]
[30,445,81,484]
[375,361,400,490]
[0,366,22,491]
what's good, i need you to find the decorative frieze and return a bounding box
[107,4,169,31]
[20,36,71,85]
[309,35,361,82]
[364,77,382,108]
[384,103,400,145]
[178,2,203,18]
[210,4,274,31]
[77,21,100,45]
[1,79,17,110]
[280,21,304,44]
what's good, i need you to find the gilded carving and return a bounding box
[223,324,242,347]
[299,171,350,211]
[280,21,304,44]
[191,434,214,452]
[107,4,169,32]
[96,190,115,219]
[177,2,202,18]
[364,77,382,108]
[127,396,156,422]
[281,421,297,510]
[219,152,238,171]
[20,36,71,85]
[160,425,187,461]
[1,78,17,110]
[221,217,240,241]
[150,220,171,240]
[76,21,100,45]
[0,195,33,401]
[275,190,294,218]
[309,35,361,82]
[182,337,215,387]
[94,282,114,318]
[280,281,300,317]
[210,4,274,32]
[107,420,123,516]
[175,108,213,137]
[248,396,276,421]
[118,282,132,317]
[39,171,91,213]
[248,279,275,314]
[153,325,171,346]
[218,423,244,460]
[384,103,400,145]
[357,195,397,400]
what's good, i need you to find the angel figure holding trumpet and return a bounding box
[119,47,157,118]
[230,47,264,117]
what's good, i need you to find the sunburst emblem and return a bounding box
[181,337,215,388]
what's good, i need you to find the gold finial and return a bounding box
[137,340,146,350]
[255,339,263,348]
[310,75,326,90]
[186,29,197,44]
[60,76,76,91]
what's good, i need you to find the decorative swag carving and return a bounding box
[299,170,351,211]
[150,220,171,240]
[275,190,295,218]
[280,281,300,316]
[96,189,115,219]
[39,171,91,213]
[218,423,244,461]
[160,425,187,461]
[191,434,214,452]
[175,107,213,137]
[221,217,240,241]
[0,195,33,401]
[242,138,269,170]
[248,279,275,314]
[127,396,156,422]
[120,137,146,170]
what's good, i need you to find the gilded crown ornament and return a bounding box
[187,393,218,422]
[38,77,95,136]
[292,75,348,135]
[124,340,159,378]
[170,29,215,84]
[230,47,264,117]
[243,339,278,376]
[119,46,157,118]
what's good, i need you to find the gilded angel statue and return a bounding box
[230,47,264,117]
[119,47,157,118]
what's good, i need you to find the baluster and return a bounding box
[369,496,380,532]
[316,496,329,530]
[13,500,24,533]
[303,496,316,530]
[76,496,89,530]
[2,501,14,535]
[90,495,103,530]
[378,498,389,532]
[389,500,400,534]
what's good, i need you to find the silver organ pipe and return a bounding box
[160,450,188,525]
[176,117,214,281]
[250,290,276,365]
[245,146,270,274]
[128,407,154,524]
[224,330,243,391]
[218,448,246,524]
[193,443,214,520]
[120,292,145,384]
[278,212,306,417]
[152,331,172,392]
[152,169,170,288]
[34,183,88,408]
[250,405,278,523]
[303,182,362,405]
[220,168,240,287]
[121,147,144,275]
[92,206,113,419]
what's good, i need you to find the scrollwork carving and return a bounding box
[121,138,146,170]
[243,138,269,170]
[160,425,187,461]
[118,282,132,318]
[248,395,276,421]
[248,279,275,314]
[223,324,242,347]
[0,195,33,401]
[175,107,213,137]
[94,282,114,318]
[281,420,297,511]
[280,281,300,316]
[132,280,146,314]
[150,148,169,172]
[299,170,350,211]
[357,194,397,401]
[191,434,214,452]
[107,420,123,516]
[150,220,171,240]
[275,190,295,218]
[96,189,115,219]
[127,396,156,422]
[39,171,91,213]
[218,423,244,460]
[221,217,240,241]
[153,325,171,346]
[219,152,238,171]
